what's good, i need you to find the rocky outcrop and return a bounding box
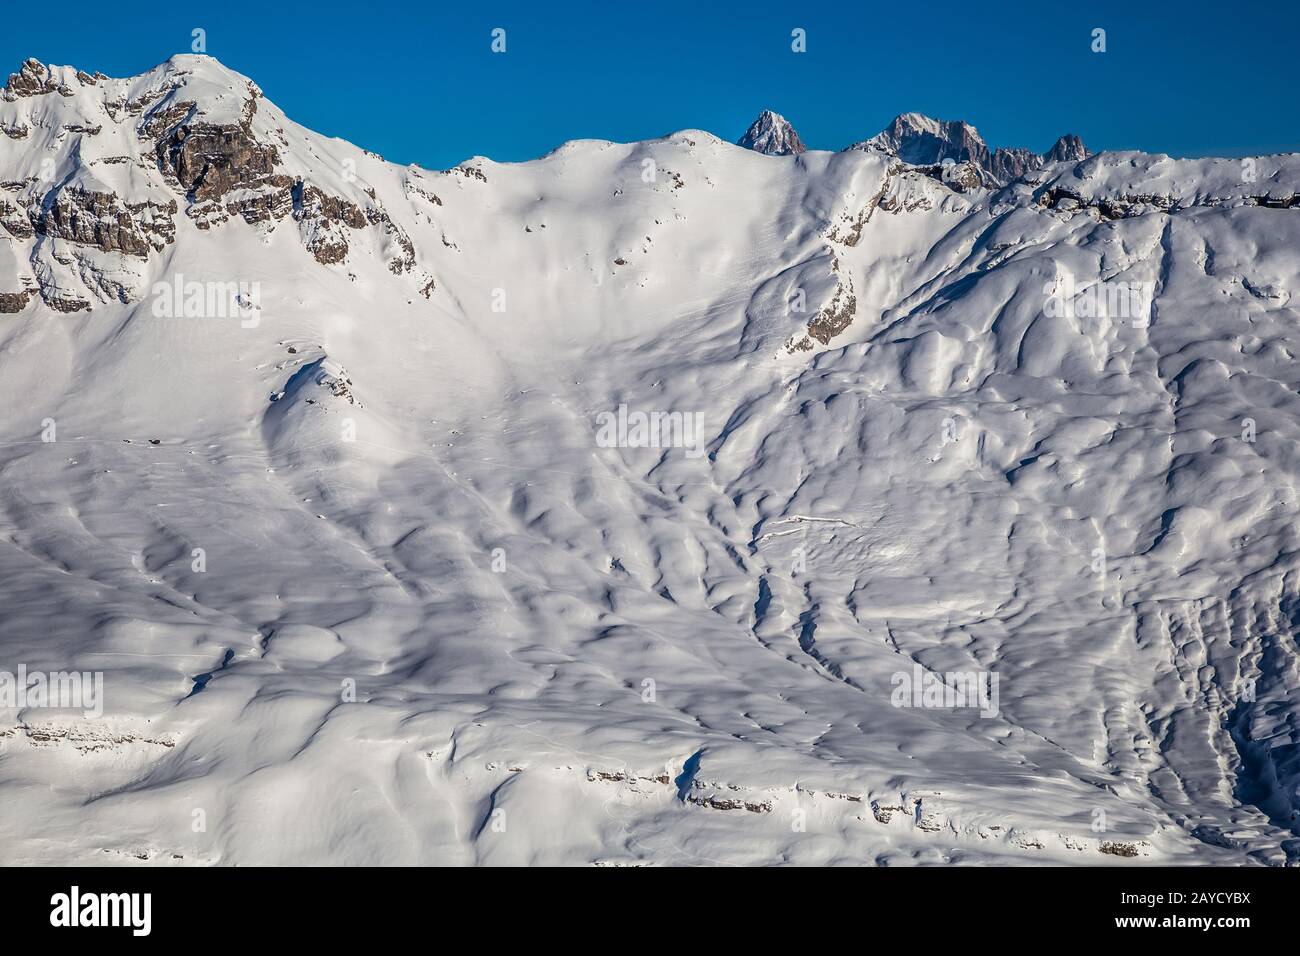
[787,252,857,353]
[737,110,806,156]
[916,159,989,193]
[805,263,856,346]
[223,177,295,225]
[0,289,33,312]
[3,59,74,99]
[130,79,403,267]
[156,122,278,207]
[0,198,35,239]
[294,183,366,264]
[35,186,176,256]
[0,54,439,307]
[134,80,305,233]
[450,163,487,183]
[403,175,442,207]
[40,290,91,313]
[365,202,416,274]
[1035,184,1173,220]
[990,146,1039,183]
[1045,134,1089,164]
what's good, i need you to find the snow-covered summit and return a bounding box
[858,111,991,166]
[847,111,1091,185]
[0,54,430,312]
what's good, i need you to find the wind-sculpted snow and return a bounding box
[0,55,1297,866]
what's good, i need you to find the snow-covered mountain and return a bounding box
[2,54,1300,866]
[735,109,1087,187]
[0,56,428,315]
[847,111,1092,187]
[857,112,994,165]
[737,110,806,156]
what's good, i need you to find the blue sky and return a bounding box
[3,0,1296,168]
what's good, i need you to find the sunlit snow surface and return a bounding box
[0,57,1298,865]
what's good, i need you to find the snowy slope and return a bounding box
[0,55,1298,866]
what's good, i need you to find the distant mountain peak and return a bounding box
[848,112,1090,187]
[863,113,990,167]
[737,110,806,156]
[1045,133,1089,164]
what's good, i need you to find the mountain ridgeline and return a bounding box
[737,108,1090,187]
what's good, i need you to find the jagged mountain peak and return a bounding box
[849,111,1091,187]
[1045,133,1089,164]
[737,109,806,156]
[862,112,990,166]
[0,53,427,313]
[3,53,253,104]
[4,57,99,98]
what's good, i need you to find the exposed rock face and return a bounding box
[294,183,367,264]
[937,159,986,193]
[1036,184,1174,221]
[0,198,34,238]
[895,159,997,194]
[805,277,856,345]
[295,184,366,230]
[0,289,34,313]
[365,202,416,274]
[990,146,1039,183]
[1045,133,1089,164]
[42,294,91,313]
[128,71,414,268]
[155,120,281,217]
[850,113,1090,187]
[224,177,295,225]
[136,83,302,233]
[865,113,992,168]
[737,110,806,156]
[0,56,443,313]
[0,244,36,312]
[3,59,73,99]
[36,186,175,257]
